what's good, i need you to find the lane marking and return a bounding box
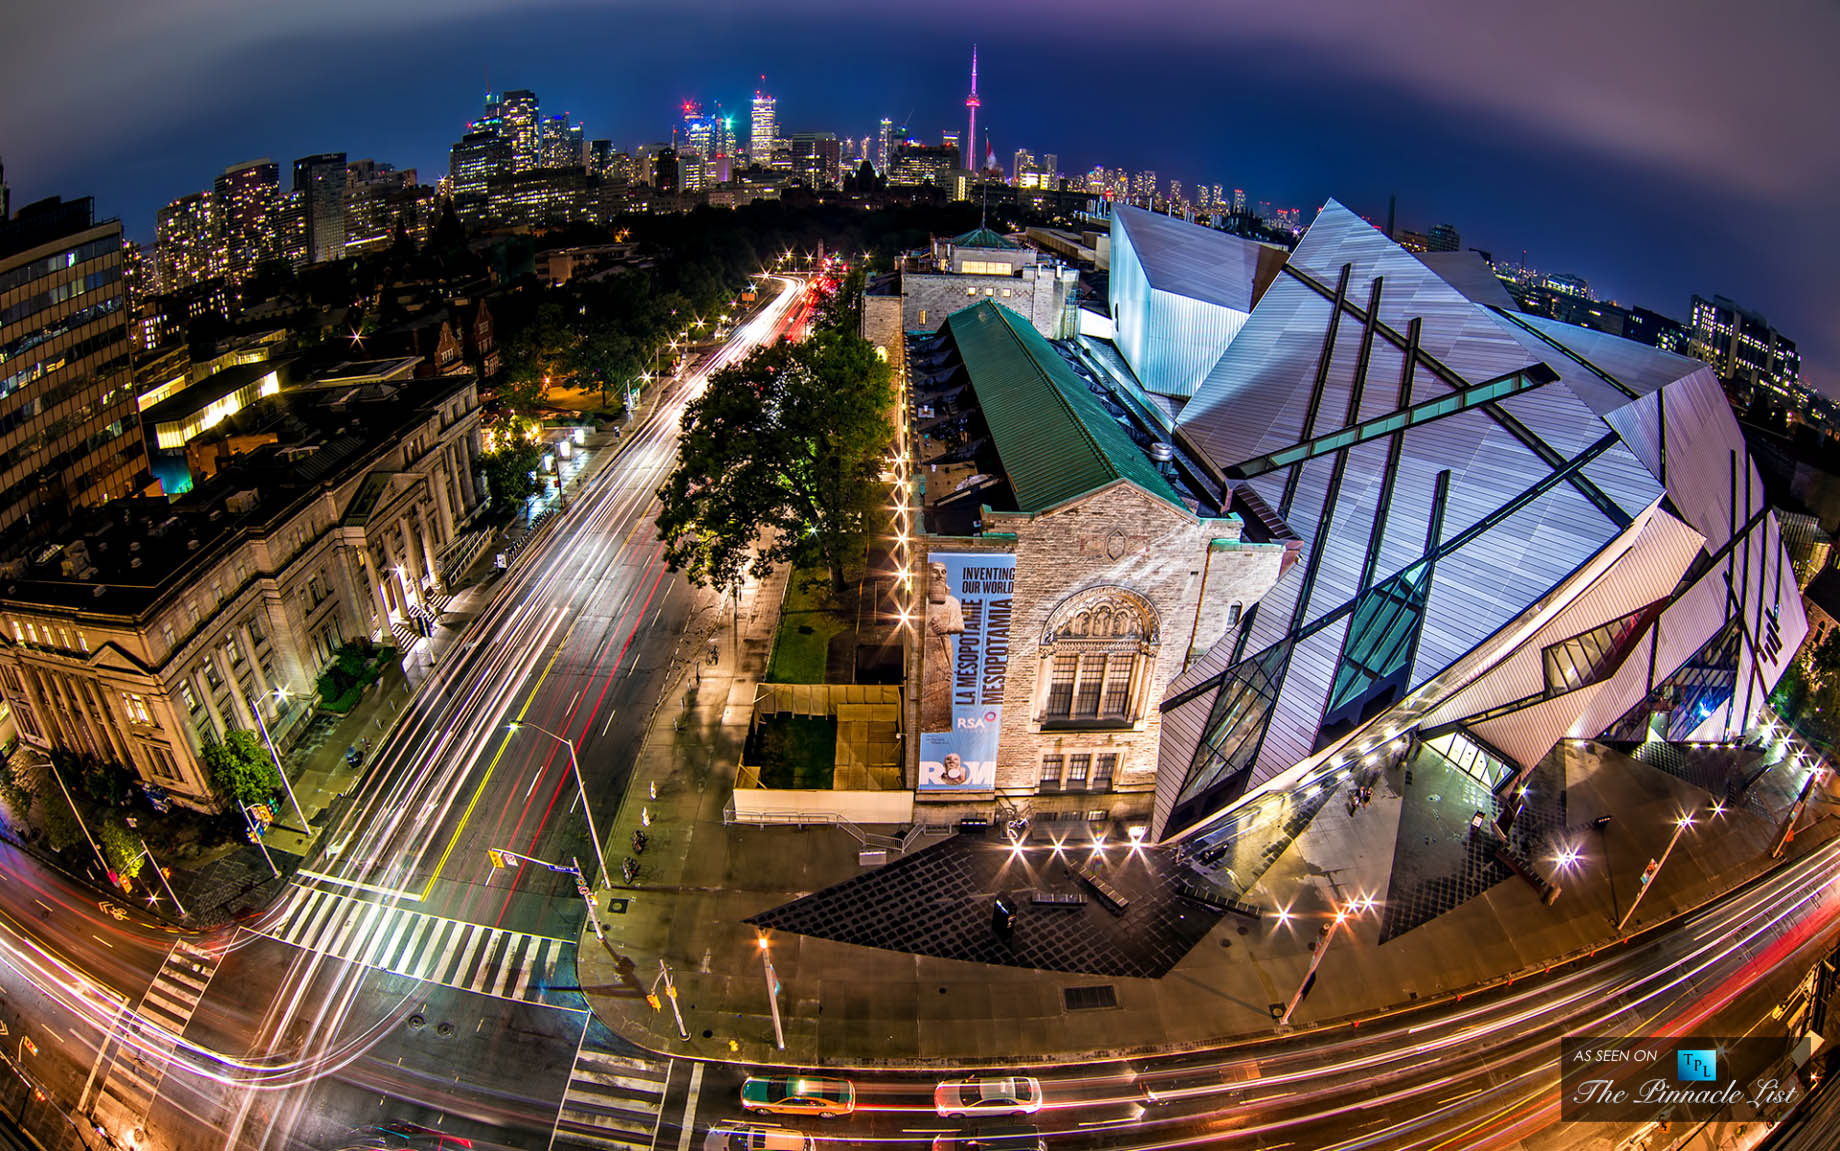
[673,1061,705,1151]
[295,870,424,902]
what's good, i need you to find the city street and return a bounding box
[0,275,811,1151]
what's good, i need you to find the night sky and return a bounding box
[6,0,1835,388]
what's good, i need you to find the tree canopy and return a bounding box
[657,326,894,594]
[200,729,281,806]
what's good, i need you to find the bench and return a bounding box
[1075,864,1131,914]
[1030,890,1088,907]
[1175,883,1265,921]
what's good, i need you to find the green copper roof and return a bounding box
[951,226,1020,250]
[943,300,1185,514]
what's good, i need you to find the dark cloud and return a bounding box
[5,0,1833,384]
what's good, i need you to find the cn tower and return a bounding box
[965,45,980,170]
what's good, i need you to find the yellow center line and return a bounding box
[421,616,578,899]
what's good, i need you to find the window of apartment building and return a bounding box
[1039,754,1062,790]
[201,654,222,690]
[186,601,200,627]
[121,693,153,725]
[179,680,200,715]
[9,620,20,642]
[12,701,40,739]
[224,635,243,667]
[247,612,265,645]
[1093,753,1117,791]
[209,579,222,605]
[161,623,176,651]
[1066,753,1091,789]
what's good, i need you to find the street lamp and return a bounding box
[251,686,310,832]
[1617,810,1699,932]
[758,934,786,1050]
[507,721,610,890]
[1278,896,1374,1026]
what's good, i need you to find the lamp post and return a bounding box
[507,722,610,891]
[139,838,186,918]
[1616,810,1699,932]
[758,934,785,1050]
[250,686,310,833]
[44,755,109,880]
[1278,896,1372,1026]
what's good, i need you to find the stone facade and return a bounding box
[920,479,1284,820]
[901,265,1079,340]
[0,378,483,809]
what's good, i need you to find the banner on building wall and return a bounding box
[917,552,1015,791]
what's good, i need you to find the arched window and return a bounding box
[1036,587,1159,728]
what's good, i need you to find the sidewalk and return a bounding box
[576,560,1840,1068]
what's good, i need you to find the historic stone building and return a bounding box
[909,301,1285,820]
[0,371,484,808]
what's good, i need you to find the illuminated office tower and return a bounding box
[877,118,894,175]
[750,86,778,167]
[500,89,541,170]
[0,196,142,532]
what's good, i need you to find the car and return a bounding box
[703,1121,816,1151]
[933,1075,1044,1118]
[739,1075,856,1119]
[931,1123,1046,1151]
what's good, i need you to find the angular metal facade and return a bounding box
[1152,200,1805,841]
[1108,206,1263,399]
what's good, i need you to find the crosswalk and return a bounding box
[88,938,219,1135]
[549,1033,673,1151]
[254,883,576,1007]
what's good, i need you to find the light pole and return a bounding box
[507,722,610,891]
[250,686,310,833]
[1278,896,1373,1026]
[44,755,108,880]
[139,838,186,918]
[1616,810,1699,932]
[758,934,785,1050]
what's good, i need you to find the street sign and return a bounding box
[487,849,505,870]
[21,1036,36,1056]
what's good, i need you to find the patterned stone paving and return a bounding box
[746,834,1220,978]
[1378,750,1566,944]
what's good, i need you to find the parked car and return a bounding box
[933,1075,1044,1118]
[739,1075,856,1119]
[931,1123,1046,1151]
[703,1121,816,1151]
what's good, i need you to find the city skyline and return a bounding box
[3,1,1833,389]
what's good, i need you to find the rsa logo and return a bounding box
[956,709,1001,730]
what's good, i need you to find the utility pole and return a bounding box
[45,756,108,880]
[651,960,689,1041]
[488,848,604,941]
[507,722,610,890]
[140,838,186,918]
[251,688,310,832]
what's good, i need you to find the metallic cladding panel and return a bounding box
[1111,205,1268,311]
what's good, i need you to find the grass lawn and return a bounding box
[766,573,852,684]
[746,715,838,789]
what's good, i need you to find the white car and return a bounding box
[703,1122,815,1151]
[933,1075,1044,1118]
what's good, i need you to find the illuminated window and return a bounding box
[1039,754,1062,790]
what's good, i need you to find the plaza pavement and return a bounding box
[576,564,1840,1070]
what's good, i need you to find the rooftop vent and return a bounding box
[226,489,260,515]
[1149,442,1175,463]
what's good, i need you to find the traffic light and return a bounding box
[645,993,661,1012]
[1640,859,1661,886]
[21,1036,37,1056]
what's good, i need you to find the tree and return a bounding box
[40,786,83,854]
[481,439,544,518]
[200,729,280,806]
[98,817,145,883]
[656,328,894,594]
[0,754,33,825]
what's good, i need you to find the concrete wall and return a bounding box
[729,787,916,825]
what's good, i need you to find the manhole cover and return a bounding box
[608,898,630,914]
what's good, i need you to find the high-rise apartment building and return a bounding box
[750,88,778,167]
[877,118,894,176]
[154,191,222,294]
[680,103,715,191]
[0,197,143,533]
[293,152,347,265]
[499,89,541,171]
[1689,294,1801,396]
[1426,222,1461,253]
[213,159,280,282]
[1231,187,1246,214]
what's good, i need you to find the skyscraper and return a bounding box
[877,118,894,176]
[681,103,715,191]
[0,196,142,533]
[449,131,512,201]
[965,45,980,168]
[539,114,584,169]
[213,159,279,282]
[293,152,347,264]
[499,89,541,171]
[749,86,777,168]
[154,190,222,293]
[1689,294,1802,396]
